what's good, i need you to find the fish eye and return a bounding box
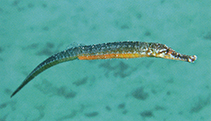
[166,49,169,54]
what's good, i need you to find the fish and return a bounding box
[10,41,197,97]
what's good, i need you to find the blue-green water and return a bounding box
[0,0,210,121]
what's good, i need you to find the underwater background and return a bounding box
[0,0,211,121]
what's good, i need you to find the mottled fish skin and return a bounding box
[11,41,197,97]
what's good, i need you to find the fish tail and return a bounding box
[10,49,78,98]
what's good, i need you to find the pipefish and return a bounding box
[11,41,197,97]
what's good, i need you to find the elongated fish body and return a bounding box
[11,41,197,97]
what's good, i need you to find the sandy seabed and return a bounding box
[0,0,211,121]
